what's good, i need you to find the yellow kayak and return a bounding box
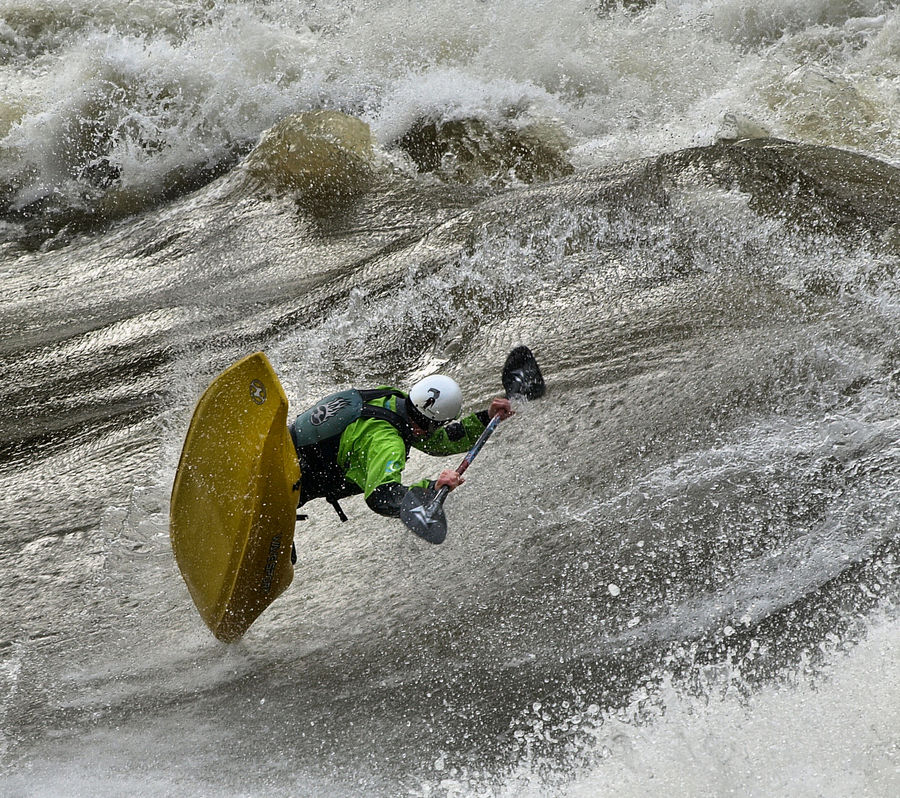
[170,352,300,642]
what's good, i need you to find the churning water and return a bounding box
[1,1,898,796]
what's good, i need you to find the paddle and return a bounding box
[400,346,546,543]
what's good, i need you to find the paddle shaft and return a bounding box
[426,413,504,515]
[401,346,544,539]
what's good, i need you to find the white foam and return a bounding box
[1,0,897,212]
[412,616,900,798]
[560,617,900,798]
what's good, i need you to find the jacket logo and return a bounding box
[423,388,440,412]
[311,396,350,426]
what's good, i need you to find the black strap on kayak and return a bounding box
[327,497,349,523]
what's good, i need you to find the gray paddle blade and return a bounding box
[400,487,448,544]
[502,345,546,400]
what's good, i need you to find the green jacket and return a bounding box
[337,392,488,498]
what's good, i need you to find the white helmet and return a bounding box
[408,374,463,423]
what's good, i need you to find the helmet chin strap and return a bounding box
[405,395,452,433]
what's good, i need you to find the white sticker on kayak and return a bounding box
[250,379,267,405]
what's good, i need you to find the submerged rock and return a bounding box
[397,117,573,186]
[246,110,375,208]
[660,138,900,243]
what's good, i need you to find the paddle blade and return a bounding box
[400,487,448,544]
[502,346,546,400]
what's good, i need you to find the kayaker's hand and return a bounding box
[488,397,514,420]
[435,469,465,491]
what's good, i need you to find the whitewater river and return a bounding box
[1,2,898,796]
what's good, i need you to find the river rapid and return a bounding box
[1,2,899,796]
